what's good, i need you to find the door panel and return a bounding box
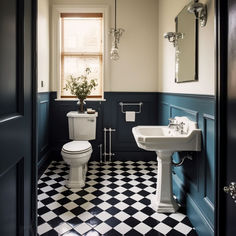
[0,0,36,235]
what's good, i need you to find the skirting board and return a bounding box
[173,174,214,236]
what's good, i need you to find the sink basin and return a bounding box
[132,124,201,152]
[132,116,201,213]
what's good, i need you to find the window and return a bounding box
[60,13,103,98]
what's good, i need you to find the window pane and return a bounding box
[63,18,102,53]
[62,56,102,96]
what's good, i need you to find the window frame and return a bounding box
[51,4,109,100]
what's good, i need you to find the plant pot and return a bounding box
[78,99,85,113]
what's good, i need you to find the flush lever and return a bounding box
[224,182,236,203]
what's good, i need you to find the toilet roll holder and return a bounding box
[119,102,143,114]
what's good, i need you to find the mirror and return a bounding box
[175,4,198,83]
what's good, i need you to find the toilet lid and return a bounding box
[62,141,92,154]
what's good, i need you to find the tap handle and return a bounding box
[169,118,175,124]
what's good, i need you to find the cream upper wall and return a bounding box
[49,0,159,92]
[157,0,215,95]
[38,0,50,92]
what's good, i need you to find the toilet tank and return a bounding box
[67,111,98,140]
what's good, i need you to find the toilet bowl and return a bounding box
[61,141,92,188]
[61,111,98,189]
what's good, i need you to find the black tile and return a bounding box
[146,229,165,236]
[67,217,83,228]
[123,198,136,205]
[143,217,160,228]
[41,197,54,205]
[123,190,134,197]
[46,190,59,197]
[62,229,81,236]
[106,190,119,196]
[138,190,149,197]
[167,229,185,236]
[86,216,102,227]
[106,206,120,215]
[140,207,155,215]
[71,207,86,215]
[124,217,140,227]
[105,217,122,227]
[74,198,87,206]
[187,230,198,236]
[139,198,150,205]
[47,216,64,228]
[88,206,103,215]
[162,217,179,228]
[52,206,68,215]
[126,229,143,236]
[38,206,50,216]
[41,230,58,236]
[104,229,122,236]
[107,198,120,205]
[57,197,71,205]
[123,207,138,215]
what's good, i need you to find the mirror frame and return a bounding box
[175,5,199,83]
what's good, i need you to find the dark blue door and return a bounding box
[0,0,36,235]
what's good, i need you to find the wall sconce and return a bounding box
[164,32,184,47]
[187,2,207,27]
[109,0,125,61]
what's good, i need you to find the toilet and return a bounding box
[61,111,98,188]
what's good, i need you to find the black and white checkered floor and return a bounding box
[38,161,198,236]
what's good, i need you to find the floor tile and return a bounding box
[37,161,198,236]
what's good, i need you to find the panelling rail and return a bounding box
[99,128,116,163]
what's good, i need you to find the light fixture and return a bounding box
[187,1,207,27]
[109,0,124,60]
[164,32,184,47]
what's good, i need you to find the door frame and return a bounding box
[31,0,38,234]
[215,0,228,235]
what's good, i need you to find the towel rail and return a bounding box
[119,102,143,114]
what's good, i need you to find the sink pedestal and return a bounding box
[150,151,179,213]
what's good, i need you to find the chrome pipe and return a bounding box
[109,128,112,162]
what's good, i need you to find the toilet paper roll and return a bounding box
[125,111,135,122]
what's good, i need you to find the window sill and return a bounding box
[54,98,106,102]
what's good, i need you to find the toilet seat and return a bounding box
[62,141,92,155]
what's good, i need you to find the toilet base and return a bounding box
[66,164,88,189]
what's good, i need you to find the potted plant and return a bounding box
[64,68,97,113]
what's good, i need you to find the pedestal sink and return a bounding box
[132,116,201,213]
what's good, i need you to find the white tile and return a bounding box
[51,193,65,201]
[41,211,57,222]
[97,202,112,210]
[134,223,152,234]
[98,194,112,201]
[78,212,94,222]
[130,186,142,193]
[80,202,95,211]
[100,186,112,193]
[151,212,168,222]
[114,180,126,186]
[83,193,96,201]
[47,202,61,210]
[59,211,76,222]
[64,202,78,210]
[129,180,139,186]
[41,186,54,193]
[130,193,143,201]
[174,222,192,234]
[132,212,149,221]
[115,186,127,193]
[115,193,127,201]
[38,193,49,201]
[154,223,172,235]
[37,201,44,209]
[74,223,91,234]
[115,202,129,210]
[67,193,79,201]
[114,211,130,221]
[169,212,186,222]
[45,179,57,185]
[85,186,97,193]
[54,222,72,235]
[114,222,132,234]
[132,202,146,210]
[38,223,52,235]
[95,211,112,221]
[94,222,112,234]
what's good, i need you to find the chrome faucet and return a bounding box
[168,118,185,134]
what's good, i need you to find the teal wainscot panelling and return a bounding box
[37,92,52,170]
[157,92,215,236]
